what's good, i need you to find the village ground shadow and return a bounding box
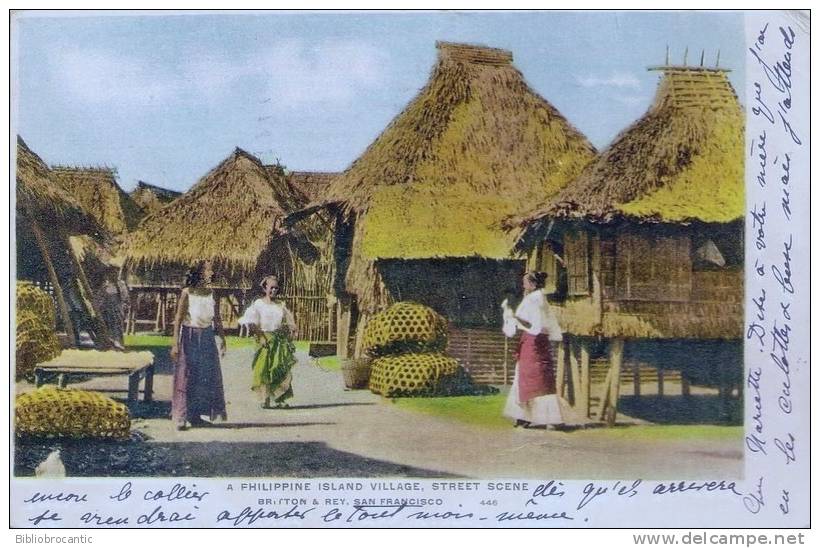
[14,439,455,478]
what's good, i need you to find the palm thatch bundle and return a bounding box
[15,137,99,234]
[51,166,143,237]
[297,42,596,312]
[130,181,181,216]
[124,148,316,287]
[514,66,744,239]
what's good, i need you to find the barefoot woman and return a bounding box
[170,261,228,429]
[239,275,298,409]
[502,271,565,428]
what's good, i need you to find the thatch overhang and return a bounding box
[309,41,596,261]
[51,165,143,236]
[15,137,101,235]
[124,148,311,285]
[130,181,182,216]
[514,66,744,242]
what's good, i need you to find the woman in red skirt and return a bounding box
[502,271,565,429]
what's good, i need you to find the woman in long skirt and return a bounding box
[239,275,298,409]
[170,261,228,430]
[501,271,565,429]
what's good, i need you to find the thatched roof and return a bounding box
[15,137,100,234]
[307,41,596,260]
[124,148,309,276]
[130,181,181,215]
[515,66,744,231]
[288,171,338,201]
[51,166,143,236]
[264,165,311,214]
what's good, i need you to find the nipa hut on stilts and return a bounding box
[511,64,744,425]
[291,42,596,378]
[130,181,181,216]
[15,136,114,348]
[123,148,335,340]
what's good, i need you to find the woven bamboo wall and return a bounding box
[447,327,516,385]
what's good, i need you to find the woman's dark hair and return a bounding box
[184,262,206,288]
[259,275,282,295]
[525,271,549,289]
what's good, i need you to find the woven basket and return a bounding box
[341,358,372,390]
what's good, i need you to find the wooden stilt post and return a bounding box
[597,364,614,421]
[567,338,582,408]
[28,218,77,345]
[657,368,665,396]
[633,361,641,396]
[579,340,590,419]
[336,296,351,358]
[556,339,568,399]
[605,338,625,426]
[153,293,162,332]
[681,374,691,397]
[353,314,369,359]
[159,290,167,332]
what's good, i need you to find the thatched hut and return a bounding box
[51,166,143,238]
[123,149,334,339]
[15,137,112,346]
[130,181,181,216]
[512,65,744,424]
[292,42,596,364]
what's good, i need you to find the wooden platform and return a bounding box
[34,350,155,404]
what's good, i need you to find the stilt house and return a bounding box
[513,65,744,424]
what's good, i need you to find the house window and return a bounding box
[615,232,691,301]
[564,231,590,296]
[532,240,560,295]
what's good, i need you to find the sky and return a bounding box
[12,11,746,193]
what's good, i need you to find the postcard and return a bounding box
[9,9,810,530]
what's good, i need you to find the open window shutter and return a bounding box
[565,231,589,296]
[537,241,559,294]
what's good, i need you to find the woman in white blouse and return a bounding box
[501,271,565,429]
[170,260,228,430]
[239,275,298,409]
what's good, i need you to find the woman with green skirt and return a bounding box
[239,275,298,408]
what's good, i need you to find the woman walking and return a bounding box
[239,275,298,409]
[501,271,565,429]
[170,261,228,430]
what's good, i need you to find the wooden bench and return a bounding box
[34,350,155,404]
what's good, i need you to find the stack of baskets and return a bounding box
[15,387,131,439]
[364,302,461,397]
[15,281,61,381]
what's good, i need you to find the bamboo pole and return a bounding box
[28,217,77,345]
